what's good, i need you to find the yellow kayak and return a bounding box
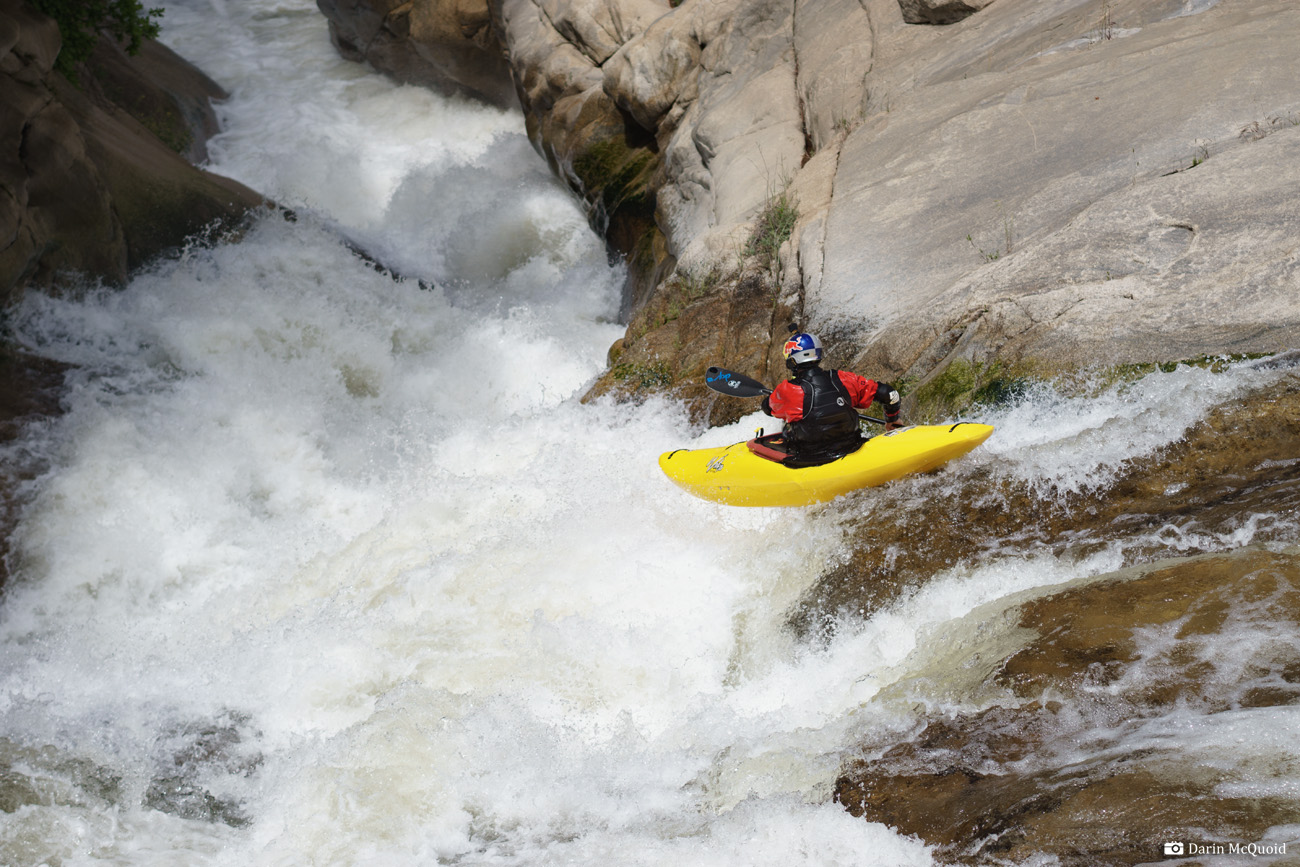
[658,423,994,507]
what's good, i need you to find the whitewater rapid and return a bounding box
[1,1,1296,865]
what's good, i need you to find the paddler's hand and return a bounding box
[885,421,904,432]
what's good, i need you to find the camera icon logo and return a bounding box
[1164,842,1185,856]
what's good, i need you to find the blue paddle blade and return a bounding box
[705,366,772,397]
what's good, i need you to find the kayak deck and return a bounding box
[658,423,994,507]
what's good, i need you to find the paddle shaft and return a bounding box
[704,366,888,426]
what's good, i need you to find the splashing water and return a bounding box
[1,1,1297,865]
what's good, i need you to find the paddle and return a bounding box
[704,366,772,398]
[704,366,888,426]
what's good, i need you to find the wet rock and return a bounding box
[316,0,516,108]
[898,0,995,26]
[0,0,266,303]
[791,372,1300,638]
[143,711,261,828]
[584,265,794,428]
[80,33,229,164]
[836,547,1300,864]
[0,345,66,592]
[0,738,123,814]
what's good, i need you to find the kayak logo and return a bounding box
[705,371,741,390]
[706,455,727,473]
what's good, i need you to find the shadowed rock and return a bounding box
[1,0,266,304]
[316,0,517,108]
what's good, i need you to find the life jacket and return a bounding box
[782,367,864,460]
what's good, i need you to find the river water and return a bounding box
[1,1,1297,864]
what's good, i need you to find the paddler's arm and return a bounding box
[841,371,904,430]
[762,381,803,420]
[876,382,903,431]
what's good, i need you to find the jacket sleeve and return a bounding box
[765,380,805,421]
[839,371,901,423]
[837,371,879,407]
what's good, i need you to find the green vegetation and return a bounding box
[966,201,1015,263]
[912,358,1030,420]
[912,351,1280,422]
[626,265,727,341]
[744,190,799,273]
[1093,0,1115,41]
[134,104,192,155]
[32,0,164,80]
[571,138,657,227]
[1089,352,1274,394]
[966,234,1000,262]
[611,361,674,391]
[92,65,193,153]
[676,266,722,304]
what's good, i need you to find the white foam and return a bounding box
[972,364,1275,496]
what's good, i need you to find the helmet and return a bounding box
[782,332,823,368]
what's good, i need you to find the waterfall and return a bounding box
[1,1,1296,865]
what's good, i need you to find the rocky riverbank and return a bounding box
[317,0,1300,409]
[1,0,266,306]
[1,0,268,588]
[836,547,1300,865]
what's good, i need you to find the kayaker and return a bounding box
[761,331,903,464]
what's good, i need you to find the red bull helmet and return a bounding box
[783,332,823,368]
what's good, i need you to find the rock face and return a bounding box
[492,0,666,259]
[0,0,265,306]
[784,366,1300,862]
[317,0,517,107]
[789,368,1300,637]
[821,0,1300,383]
[317,0,1300,404]
[0,343,64,592]
[835,546,1300,864]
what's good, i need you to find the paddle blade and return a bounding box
[705,366,772,397]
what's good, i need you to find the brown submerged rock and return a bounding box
[836,548,1300,865]
[0,344,66,591]
[791,370,1300,638]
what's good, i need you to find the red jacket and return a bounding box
[766,369,881,422]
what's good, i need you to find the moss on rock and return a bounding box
[911,357,1033,421]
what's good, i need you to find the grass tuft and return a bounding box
[744,191,799,273]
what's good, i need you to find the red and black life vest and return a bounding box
[782,367,864,457]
